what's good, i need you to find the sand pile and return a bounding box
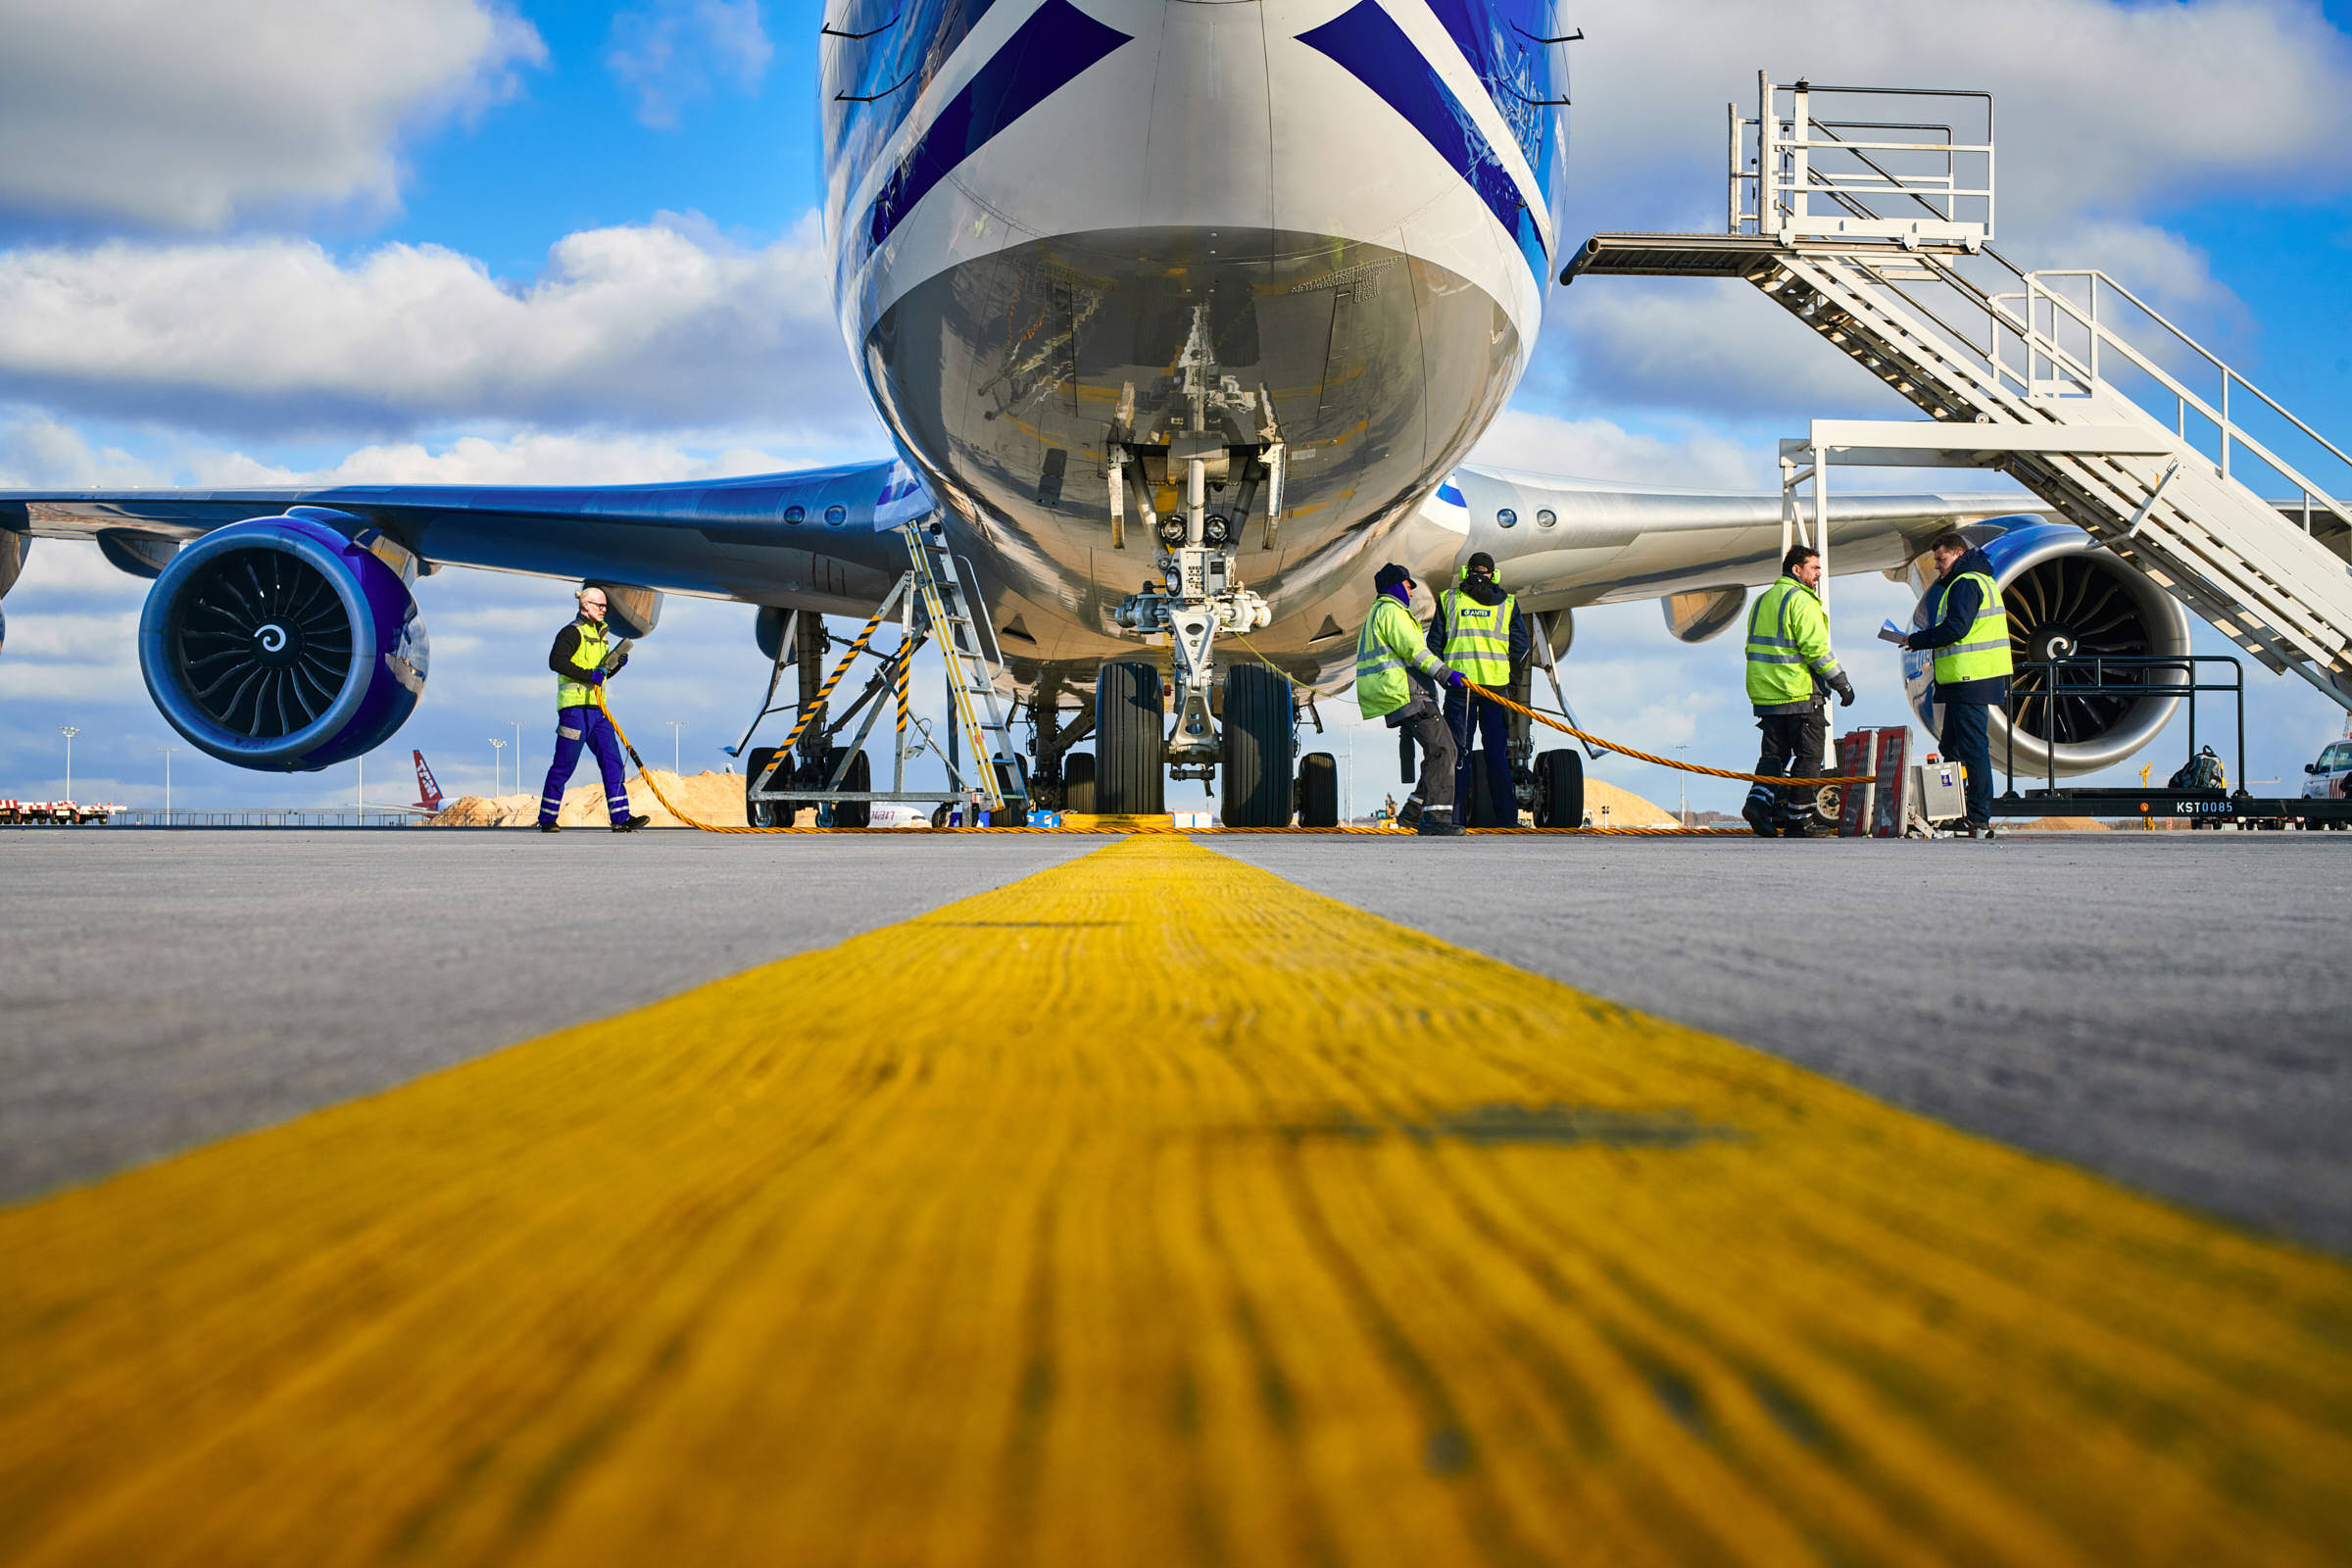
[429,769,746,829]
[1579,778,1681,828]
[2013,816,2113,832]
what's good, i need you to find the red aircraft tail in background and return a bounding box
[413,750,444,811]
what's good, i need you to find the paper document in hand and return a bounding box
[1877,619,1909,645]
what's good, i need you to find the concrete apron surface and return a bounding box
[3,835,2348,1565]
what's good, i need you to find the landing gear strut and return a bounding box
[1109,305,1278,800]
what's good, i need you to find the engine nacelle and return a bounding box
[1903,519,2188,779]
[138,512,429,771]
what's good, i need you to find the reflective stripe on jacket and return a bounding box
[556,618,612,709]
[1437,587,1516,684]
[1744,575,1841,709]
[1356,596,1449,718]
[1929,570,2014,686]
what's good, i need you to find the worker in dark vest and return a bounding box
[1430,551,1531,825]
[537,585,651,833]
[1741,545,1854,837]
[1905,529,2014,837]
[1356,562,1465,836]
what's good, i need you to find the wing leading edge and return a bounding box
[0,460,935,612]
[1447,464,2049,610]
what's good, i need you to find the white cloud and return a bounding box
[0,0,545,230]
[0,215,879,443]
[0,414,163,489]
[1538,0,2352,416]
[220,431,832,488]
[0,408,875,496]
[1538,276,1919,419]
[1569,0,2352,232]
[1468,407,1771,489]
[609,0,774,129]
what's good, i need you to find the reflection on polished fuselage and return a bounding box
[817,0,1567,685]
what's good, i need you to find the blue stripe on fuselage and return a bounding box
[1414,0,1561,186]
[1297,0,1546,282]
[861,0,1131,257]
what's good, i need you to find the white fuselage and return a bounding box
[815,0,1569,683]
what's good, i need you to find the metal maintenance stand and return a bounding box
[731,520,1030,826]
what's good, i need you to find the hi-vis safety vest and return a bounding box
[556,618,612,710]
[1355,596,1446,719]
[1744,575,1841,708]
[1929,569,2014,686]
[1438,585,1515,685]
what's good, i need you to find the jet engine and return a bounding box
[138,511,428,770]
[1903,520,2188,780]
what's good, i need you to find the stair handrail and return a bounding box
[2002,270,2352,534]
[2031,270,2352,471]
[1731,75,1994,241]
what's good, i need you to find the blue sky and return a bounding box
[2,0,2349,816]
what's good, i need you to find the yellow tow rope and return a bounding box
[1229,636,1870,789]
[589,630,1867,835]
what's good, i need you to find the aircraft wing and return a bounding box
[1446,464,2043,611]
[0,459,933,612]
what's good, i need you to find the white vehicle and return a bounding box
[2302,739,2352,800]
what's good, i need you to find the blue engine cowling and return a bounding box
[138,511,428,771]
[1902,517,2189,780]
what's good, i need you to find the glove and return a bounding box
[584,668,606,687]
[1829,672,1856,708]
[1446,669,1468,691]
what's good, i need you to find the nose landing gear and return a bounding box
[1106,305,1289,821]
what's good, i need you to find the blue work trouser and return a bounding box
[1939,699,1995,825]
[1445,686,1516,825]
[540,705,632,826]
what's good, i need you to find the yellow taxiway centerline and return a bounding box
[1,836,2347,1565]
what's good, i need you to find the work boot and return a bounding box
[1740,798,1779,838]
[1395,796,1424,830]
[538,821,561,834]
[1416,809,1466,837]
[612,814,651,833]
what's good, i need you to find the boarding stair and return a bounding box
[1563,75,2352,710]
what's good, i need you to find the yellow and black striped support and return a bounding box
[3,838,2346,1564]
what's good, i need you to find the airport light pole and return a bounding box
[58,725,77,802]
[512,721,525,775]
[489,737,507,796]
[162,745,179,814]
[1675,746,1688,826]
[666,720,684,777]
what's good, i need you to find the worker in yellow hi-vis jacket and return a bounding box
[1356,563,1465,836]
[1741,545,1854,838]
[537,586,652,834]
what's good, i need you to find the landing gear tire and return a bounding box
[745,747,796,828]
[1465,752,1502,827]
[1535,750,1584,829]
[1063,751,1097,814]
[1220,664,1296,827]
[822,747,871,828]
[1095,661,1166,815]
[1297,752,1339,828]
